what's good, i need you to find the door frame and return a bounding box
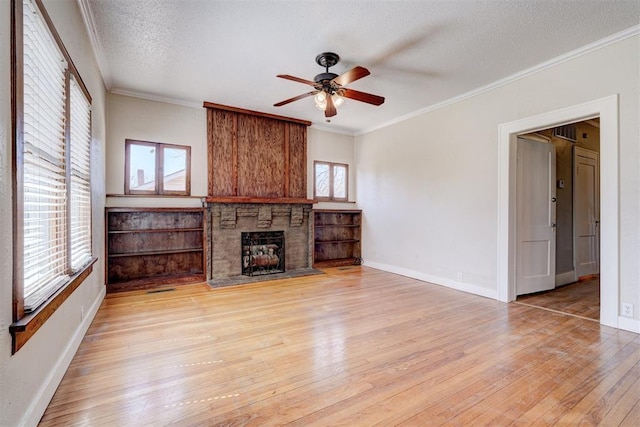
[497,95,618,328]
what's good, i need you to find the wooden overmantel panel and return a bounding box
[208,109,236,196]
[237,115,285,198]
[205,102,310,200]
[288,123,307,198]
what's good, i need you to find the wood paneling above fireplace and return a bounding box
[205,102,312,202]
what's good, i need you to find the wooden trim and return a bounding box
[106,194,204,198]
[156,139,163,194]
[10,258,97,353]
[312,209,362,214]
[313,161,349,202]
[12,0,25,322]
[284,124,290,197]
[302,127,308,197]
[125,139,191,196]
[204,196,314,205]
[106,207,204,213]
[203,101,312,126]
[207,109,214,196]
[106,273,205,293]
[34,0,91,103]
[232,113,238,195]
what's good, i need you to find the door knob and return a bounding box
[551,197,557,202]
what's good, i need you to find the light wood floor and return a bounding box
[40,267,639,426]
[516,278,600,321]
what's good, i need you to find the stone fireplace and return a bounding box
[203,103,316,285]
[205,202,313,282]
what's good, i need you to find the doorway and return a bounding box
[497,95,619,329]
[515,122,600,320]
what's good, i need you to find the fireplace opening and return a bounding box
[241,231,285,276]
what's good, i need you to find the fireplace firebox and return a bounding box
[241,231,285,276]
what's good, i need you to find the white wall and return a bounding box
[0,0,107,426]
[356,35,639,321]
[308,127,358,210]
[106,93,207,208]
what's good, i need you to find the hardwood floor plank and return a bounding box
[516,278,600,321]
[39,267,639,426]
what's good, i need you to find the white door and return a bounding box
[574,147,600,278]
[516,137,556,295]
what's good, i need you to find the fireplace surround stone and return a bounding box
[205,203,313,281]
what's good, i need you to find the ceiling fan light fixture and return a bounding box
[314,91,344,110]
[274,52,384,118]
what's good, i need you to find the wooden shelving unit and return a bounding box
[106,208,205,292]
[313,209,362,268]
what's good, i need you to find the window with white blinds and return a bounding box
[17,0,93,313]
[69,77,92,270]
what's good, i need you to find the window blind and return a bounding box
[69,77,92,271]
[22,0,68,312]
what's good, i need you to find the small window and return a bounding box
[314,161,348,202]
[125,139,191,195]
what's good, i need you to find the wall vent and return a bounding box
[553,124,577,142]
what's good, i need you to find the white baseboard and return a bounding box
[363,260,498,300]
[555,271,577,287]
[618,316,640,334]
[21,286,106,427]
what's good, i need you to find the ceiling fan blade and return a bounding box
[342,88,385,106]
[273,91,317,107]
[276,74,317,86]
[325,93,337,117]
[333,66,370,86]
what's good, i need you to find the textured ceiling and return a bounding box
[82,0,639,134]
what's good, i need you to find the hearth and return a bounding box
[241,231,285,276]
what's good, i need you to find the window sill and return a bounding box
[9,258,97,354]
[313,199,356,204]
[107,194,203,198]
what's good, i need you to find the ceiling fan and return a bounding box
[274,52,385,118]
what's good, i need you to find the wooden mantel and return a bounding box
[204,196,314,205]
[204,102,311,201]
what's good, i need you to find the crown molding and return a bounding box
[76,0,112,90]
[356,25,640,136]
[110,88,203,109]
[310,124,356,136]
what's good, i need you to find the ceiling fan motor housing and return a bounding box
[314,72,339,83]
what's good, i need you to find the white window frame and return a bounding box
[313,161,349,202]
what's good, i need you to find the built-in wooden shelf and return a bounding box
[313,257,361,268]
[106,208,205,292]
[313,209,362,268]
[314,224,360,229]
[108,228,203,234]
[108,248,204,258]
[315,239,361,244]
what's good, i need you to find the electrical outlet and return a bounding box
[456,272,463,282]
[622,303,633,318]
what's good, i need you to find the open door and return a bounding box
[516,137,556,295]
[574,147,600,278]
